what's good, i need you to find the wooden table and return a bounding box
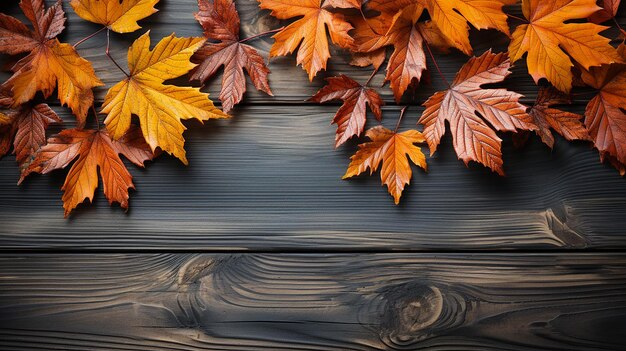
[1,1,626,350]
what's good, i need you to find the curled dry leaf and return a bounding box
[509,0,623,93]
[0,0,103,126]
[419,51,536,176]
[580,45,626,172]
[258,0,355,80]
[310,75,383,147]
[343,125,427,204]
[21,127,154,217]
[70,0,159,33]
[190,0,272,113]
[525,87,591,148]
[101,32,229,164]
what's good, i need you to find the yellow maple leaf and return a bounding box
[70,0,159,33]
[101,32,229,164]
[509,0,623,93]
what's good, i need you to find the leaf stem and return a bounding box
[395,105,408,132]
[507,14,528,23]
[364,65,380,87]
[239,27,285,43]
[73,26,106,48]
[421,34,450,89]
[92,104,100,130]
[105,29,130,78]
[612,17,624,33]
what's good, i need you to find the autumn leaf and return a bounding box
[589,0,621,23]
[310,75,383,147]
[0,104,62,176]
[366,0,513,56]
[21,127,154,217]
[526,87,590,148]
[70,0,159,33]
[509,0,622,93]
[343,125,427,204]
[0,112,10,126]
[419,51,536,175]
[190,0,272,113]
[258,0,355,80]
[352,6,454,101]
[101,32,229,164]
[0,0,103,126]
[324,0,361,9]
[580,48,626,169]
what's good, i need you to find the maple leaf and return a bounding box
[509,0,622,93]
[190,0,272,113]
[589,0,621,23]
[310,75,383,147]
[580,50,626,168]
[0,0,103,126]
[526,87,590,148]
[101,32,229,164]
[419,51,536,175]
[21,127,154,217]
[70,0,159,33]
[366,0,513,56]
[324,0,361,9]
[343,125,427,204]
[352,7,454,101]
[258,0,355,81]
[0,104,62,175]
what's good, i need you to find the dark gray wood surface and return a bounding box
[1,0,626,350]
[1,253,626,351]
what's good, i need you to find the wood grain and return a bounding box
[1,105,625,250]
[1,253,625,350]
[0,0,624,105]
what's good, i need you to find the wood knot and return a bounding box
[374,282,467,349]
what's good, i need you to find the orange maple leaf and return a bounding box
[526,87,590,148]
[310,75,383,147]
[70,0,159,33]
[509,0,622,93]
[258,0,355,80]
[366,0,513,55]
[353,5,454,102]
[419,51,536,175]
[343,125,427,204]
[0,0,103,126]
[21,127,154,217]
[190,0,272,113]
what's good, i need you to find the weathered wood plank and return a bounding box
[1,0,624,105]
[1,105,625,250]
[1,253,625,350]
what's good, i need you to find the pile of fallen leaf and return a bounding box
[0,0,625,216]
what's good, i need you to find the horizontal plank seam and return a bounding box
[1,248,626,254]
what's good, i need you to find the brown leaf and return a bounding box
[526,87,590,148]
[191,0,272,113]
[589,0,621,23]
[419,51,536,175]
[580,50,626,168]
[310,75,383,147]
[21,127,155,217]
[343,125,427,204]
